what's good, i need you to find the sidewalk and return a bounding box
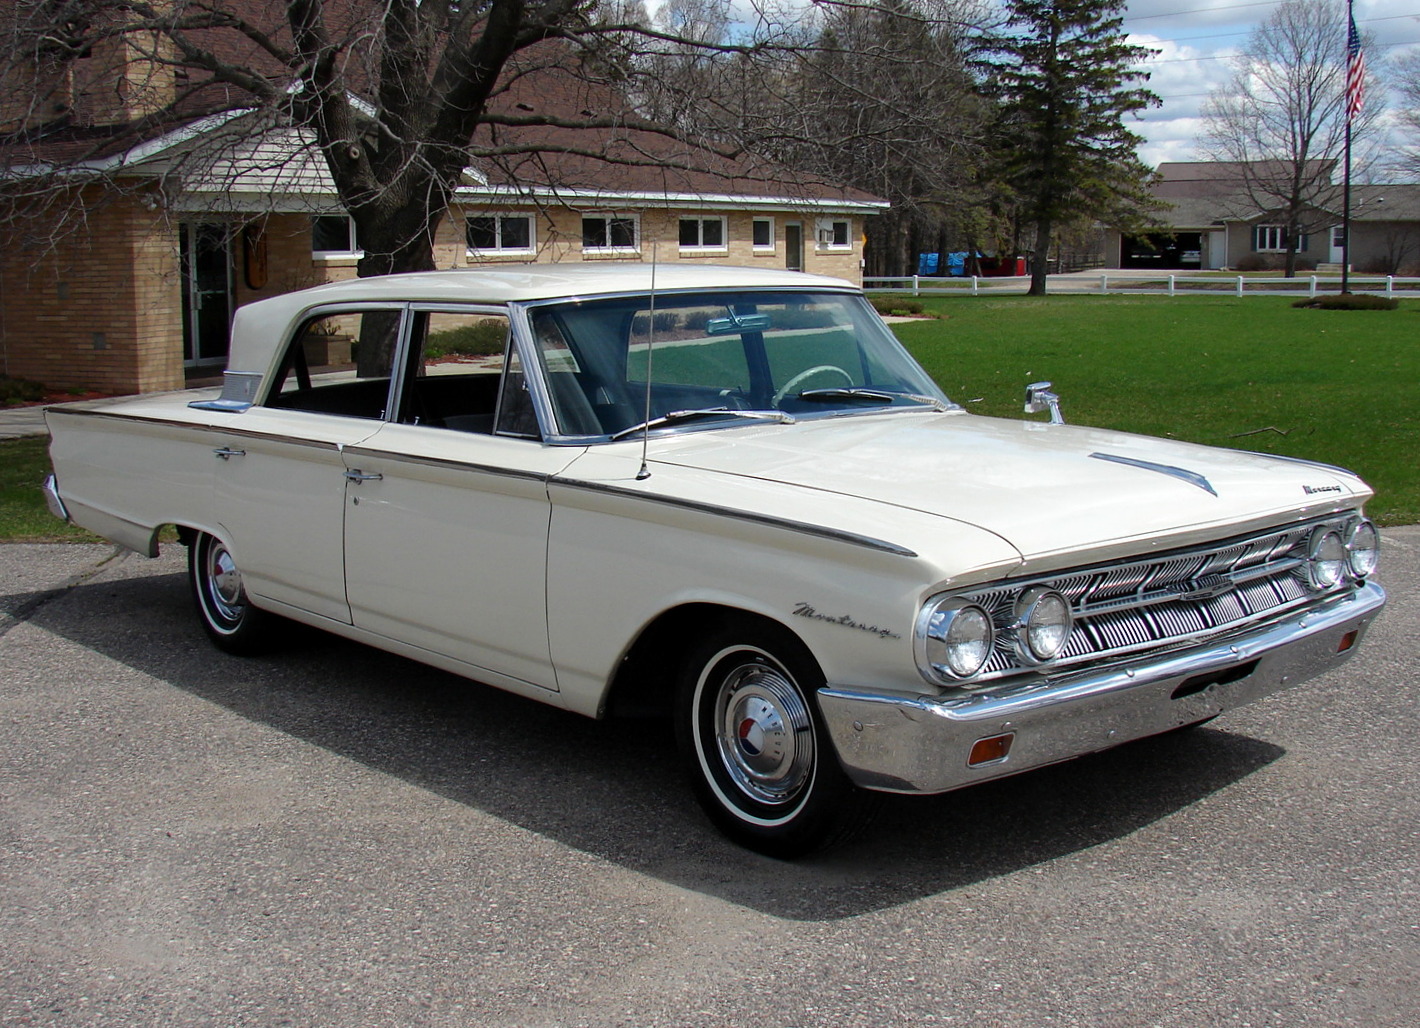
[0,386,219,441]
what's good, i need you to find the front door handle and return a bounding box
[344,469,383,482]
[213,447,246,460]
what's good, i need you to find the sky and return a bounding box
[1123,0,1420,168]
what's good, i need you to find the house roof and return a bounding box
[1144,163,1417,229]
[1,3,882,214]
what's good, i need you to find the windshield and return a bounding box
[523,290,953,439]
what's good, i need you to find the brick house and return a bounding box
[1103,162,1420,273]
[0,16,883,396]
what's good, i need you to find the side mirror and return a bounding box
[1024,381,1064,425]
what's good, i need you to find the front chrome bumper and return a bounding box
[818,581,1386,794]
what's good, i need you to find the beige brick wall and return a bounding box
[442,206,865,283]
[1,198,868,396]
[0,186,183,395]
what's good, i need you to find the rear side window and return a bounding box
[265,310,402,420]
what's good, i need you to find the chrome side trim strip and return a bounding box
[341,446,551,484]
[548,477,918,557]
[45,408,341,451]
[1090,452,1217,496]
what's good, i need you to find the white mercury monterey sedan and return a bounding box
[44,265,1386,856]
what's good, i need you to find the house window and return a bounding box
[816,218,851,250]
[1253,225,1307,253]
[752,217,775,252]
[678,216,727,251]
[1331,225,1346,248]
[466,214,535,255]
[582,214,639,253]
[311,215,360,256]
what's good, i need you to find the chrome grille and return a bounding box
[961,511,1367,683]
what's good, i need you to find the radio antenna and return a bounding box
[636,246,658,481]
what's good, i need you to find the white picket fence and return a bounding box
[865,274,1420,298]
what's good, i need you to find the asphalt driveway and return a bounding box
[2,532,1417,1027]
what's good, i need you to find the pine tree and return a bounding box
[982,0,1159,295]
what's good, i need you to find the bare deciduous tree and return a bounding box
[1198,0,1383,277]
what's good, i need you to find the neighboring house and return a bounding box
[1104,162,1420,274]
[0,29,883,396]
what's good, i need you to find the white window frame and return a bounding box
[752,217,776,253]
[465,212,536,257]
[311,215,362,259]
[815,218,852,251]
[1254,225,1288,252]
[678,215,728,254]
[581,212,640,256]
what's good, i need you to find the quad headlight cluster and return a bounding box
[916,586,1074,682]
[916,514,1379,688]
[1307,519,1380,591]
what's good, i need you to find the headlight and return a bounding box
[1014,587,1073,662]
[1306,527,1347,590]
[1345,519,1380,579]
[922,598,995,679]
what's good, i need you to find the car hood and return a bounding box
[647,411,1369,565]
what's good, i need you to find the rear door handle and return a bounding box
[213,447,245,460]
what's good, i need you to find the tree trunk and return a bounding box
[1029,216,1052,296]
[351,195,443,377]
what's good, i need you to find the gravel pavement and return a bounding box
[2,532,1416,1028]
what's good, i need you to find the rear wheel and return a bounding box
[188,531,273,654]
[675,622,874,857]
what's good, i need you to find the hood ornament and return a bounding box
[1024,381,1064,425]
[1090,452,1218,496]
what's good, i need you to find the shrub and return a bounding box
[1292,293,1400,311]
[0,375,45,407]
[869,297,926,316]
[1235,253,1278,272]
[424,319,508,358]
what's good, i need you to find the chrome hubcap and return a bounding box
[206,543,246,623]
[713,661,814,806]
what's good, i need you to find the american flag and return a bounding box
[1346,10,1366,121]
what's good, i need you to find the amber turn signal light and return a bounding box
[968,733,1015,767]
[1337,630,1358,653]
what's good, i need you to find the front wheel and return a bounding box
[188,531,273,654]
[675,623,875,858]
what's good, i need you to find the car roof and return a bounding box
[227,264,860,378]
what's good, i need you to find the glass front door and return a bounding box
[180,223,233,366]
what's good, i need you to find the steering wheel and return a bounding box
[772,365,854,406]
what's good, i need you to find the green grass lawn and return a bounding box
[887,294,1419,525]
[0,436,100,542]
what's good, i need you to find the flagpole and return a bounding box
[1342,104,1352,294]
[1340,0,1351,295]
[1341,0,1361,294]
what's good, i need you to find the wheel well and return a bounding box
[602,603,817,719]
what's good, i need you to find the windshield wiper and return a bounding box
[796,388,951,411]
[610,407,795,440]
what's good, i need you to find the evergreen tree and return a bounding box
[982,0,1159,294]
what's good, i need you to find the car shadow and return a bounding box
[26,560,1286,921]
